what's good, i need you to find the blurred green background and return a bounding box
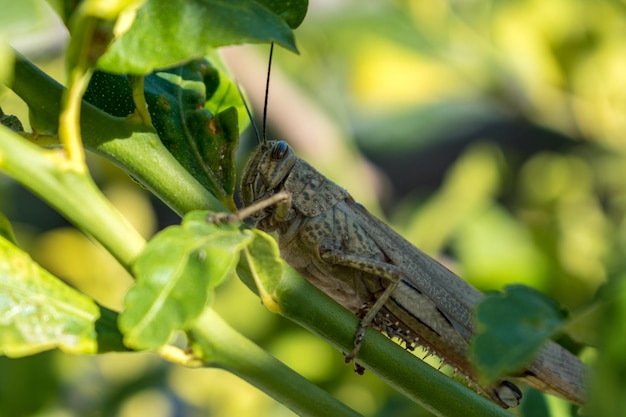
[2,0,623,415]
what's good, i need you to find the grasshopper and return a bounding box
[227,46,587,409]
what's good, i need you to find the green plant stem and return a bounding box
[0,126,144,269]
[11,54,226,216]
[237,262,513,417]
[189,307,363,417]
[58,65,92,170]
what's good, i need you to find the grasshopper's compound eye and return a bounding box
[496,380,522,408]
[271,141,289,160]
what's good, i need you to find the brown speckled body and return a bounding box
[241,140,587,408]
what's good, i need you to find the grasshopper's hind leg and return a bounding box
[348,281,399,361]
[319,249,403,361]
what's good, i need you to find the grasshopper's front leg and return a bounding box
[210,191,292,224]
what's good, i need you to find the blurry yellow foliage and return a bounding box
[170,366,297,417]
[350,39,463,109]
[519,153,608,290]
[118,388,173,417]
[31,181,155,309]
[403,142,503,255]
[34,227,133,309]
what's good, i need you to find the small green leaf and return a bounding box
[201,53,250,135]
[0,111,25,132]
[120,211,253,350]
[95,305,128,353]
[248,230,284,294]
[254,0,309,29]
[0,236,99,357]
[185,106,240,203]
[144,60,241,206]
[471,285,569,383]
[562,297,607,347]
[97,0,299,74]
[239,230,284,312]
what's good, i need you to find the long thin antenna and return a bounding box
[238,83,261,143]
[262,42,274,142]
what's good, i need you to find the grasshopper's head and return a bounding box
[241,140,297,208]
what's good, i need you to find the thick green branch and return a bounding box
[0,126,144,269]
[237,261,513,417]
[189,308,362,417]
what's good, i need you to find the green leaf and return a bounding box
[82,71,135,117]
[239,230,284,312]
[185,106,240,203]
[0,212,16,244]
[0,110,25,132]
[0,236,99,357]
[562,296,608,347]
[247,230,284,293]
[253,0,308,29]
[0,41,13,93]
[84,58,241,207]
[202,50,251,135]
[120,211,253,350]
[97,0,299,74]
[471,285,569,383]
[588,273,626,416]
[95,305,128,353]
[144,60,241,206]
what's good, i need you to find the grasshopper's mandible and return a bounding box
[235,139,587,409]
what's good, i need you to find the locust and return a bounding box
[222,46,588,409]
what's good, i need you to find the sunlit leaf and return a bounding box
[248,230,283,291]
[97,0,299,74]
[238,230,284,313]
[0,236,99,357]
[120,211,253,350]
[471,285,569,383]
